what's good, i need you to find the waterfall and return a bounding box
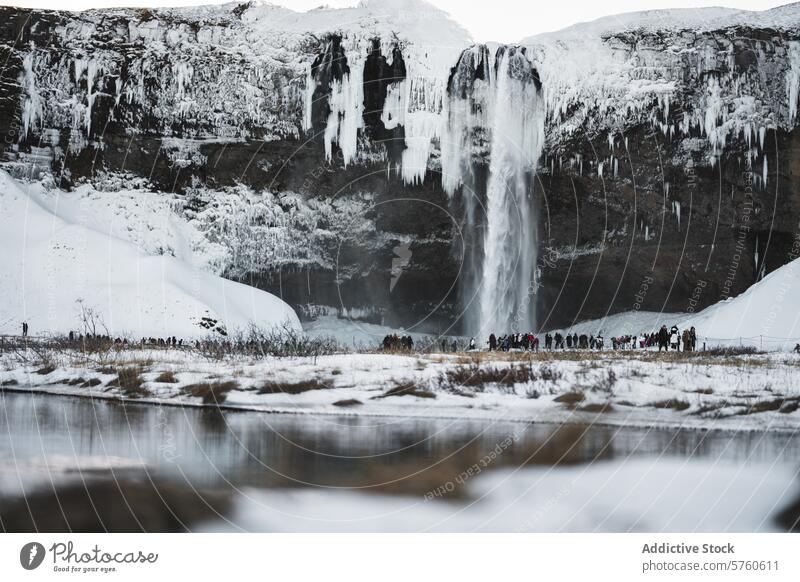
[441,46,545,334]
[478,47,545,335]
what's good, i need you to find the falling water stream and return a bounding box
[442,46,545,335]
[478,47,545,335]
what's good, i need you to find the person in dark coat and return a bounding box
[657,325,669,352]
[22,322,28,337]
[489,333,497,351]
[566,334,573,348]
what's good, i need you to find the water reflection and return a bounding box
[2,392,799,493]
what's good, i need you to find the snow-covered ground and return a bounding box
[3,347,800,433]
[0,170,300,338]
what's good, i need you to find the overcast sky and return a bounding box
[0,0,791,42]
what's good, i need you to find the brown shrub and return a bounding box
[35,365,57,375]
[184,381,239,405]
[258,378,329,395]
[154,371,179,384]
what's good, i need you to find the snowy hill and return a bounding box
[551,256,800,350]
[525,4,800,42]
[681,256,800,350]
[0,171,301,338]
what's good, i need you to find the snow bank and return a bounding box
[550,257,800,350]
[681,257,800,350]
[0,171,300,338]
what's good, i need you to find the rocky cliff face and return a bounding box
[2,1,800,334]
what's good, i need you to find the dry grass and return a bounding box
[649,399,691,411]
[80,378,102,388]
[35,364,57,375]
[378,381,436,399]
[183,381,239,405]
[736,397,800,416]
[1,379,19,386]
[154,371,179,384]
[106,367,149,397]
[258,378,329,395]
[554,391,586,406]
[437,361,562,395]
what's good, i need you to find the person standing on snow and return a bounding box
[22,322,28,337]
[669,326,680,351]
[657,325,669,352]
[682,328,691,352]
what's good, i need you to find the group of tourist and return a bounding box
[382,334,415,351]
[473,324,699,353]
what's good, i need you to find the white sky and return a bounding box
[0,0,791,42]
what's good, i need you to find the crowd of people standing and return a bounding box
[472,324,698,353]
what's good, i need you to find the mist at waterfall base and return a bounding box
[442,45,545,337]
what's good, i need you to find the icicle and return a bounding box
[21,52,42,138]
[323,57,365,167]
[85,59,99,135]
[754,238,760,278]
[763,156,768,188]
[302,62,314,133]
[787,41,800,126]
[173,61,194,98]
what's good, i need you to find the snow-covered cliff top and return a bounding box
[526,3,800,43]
